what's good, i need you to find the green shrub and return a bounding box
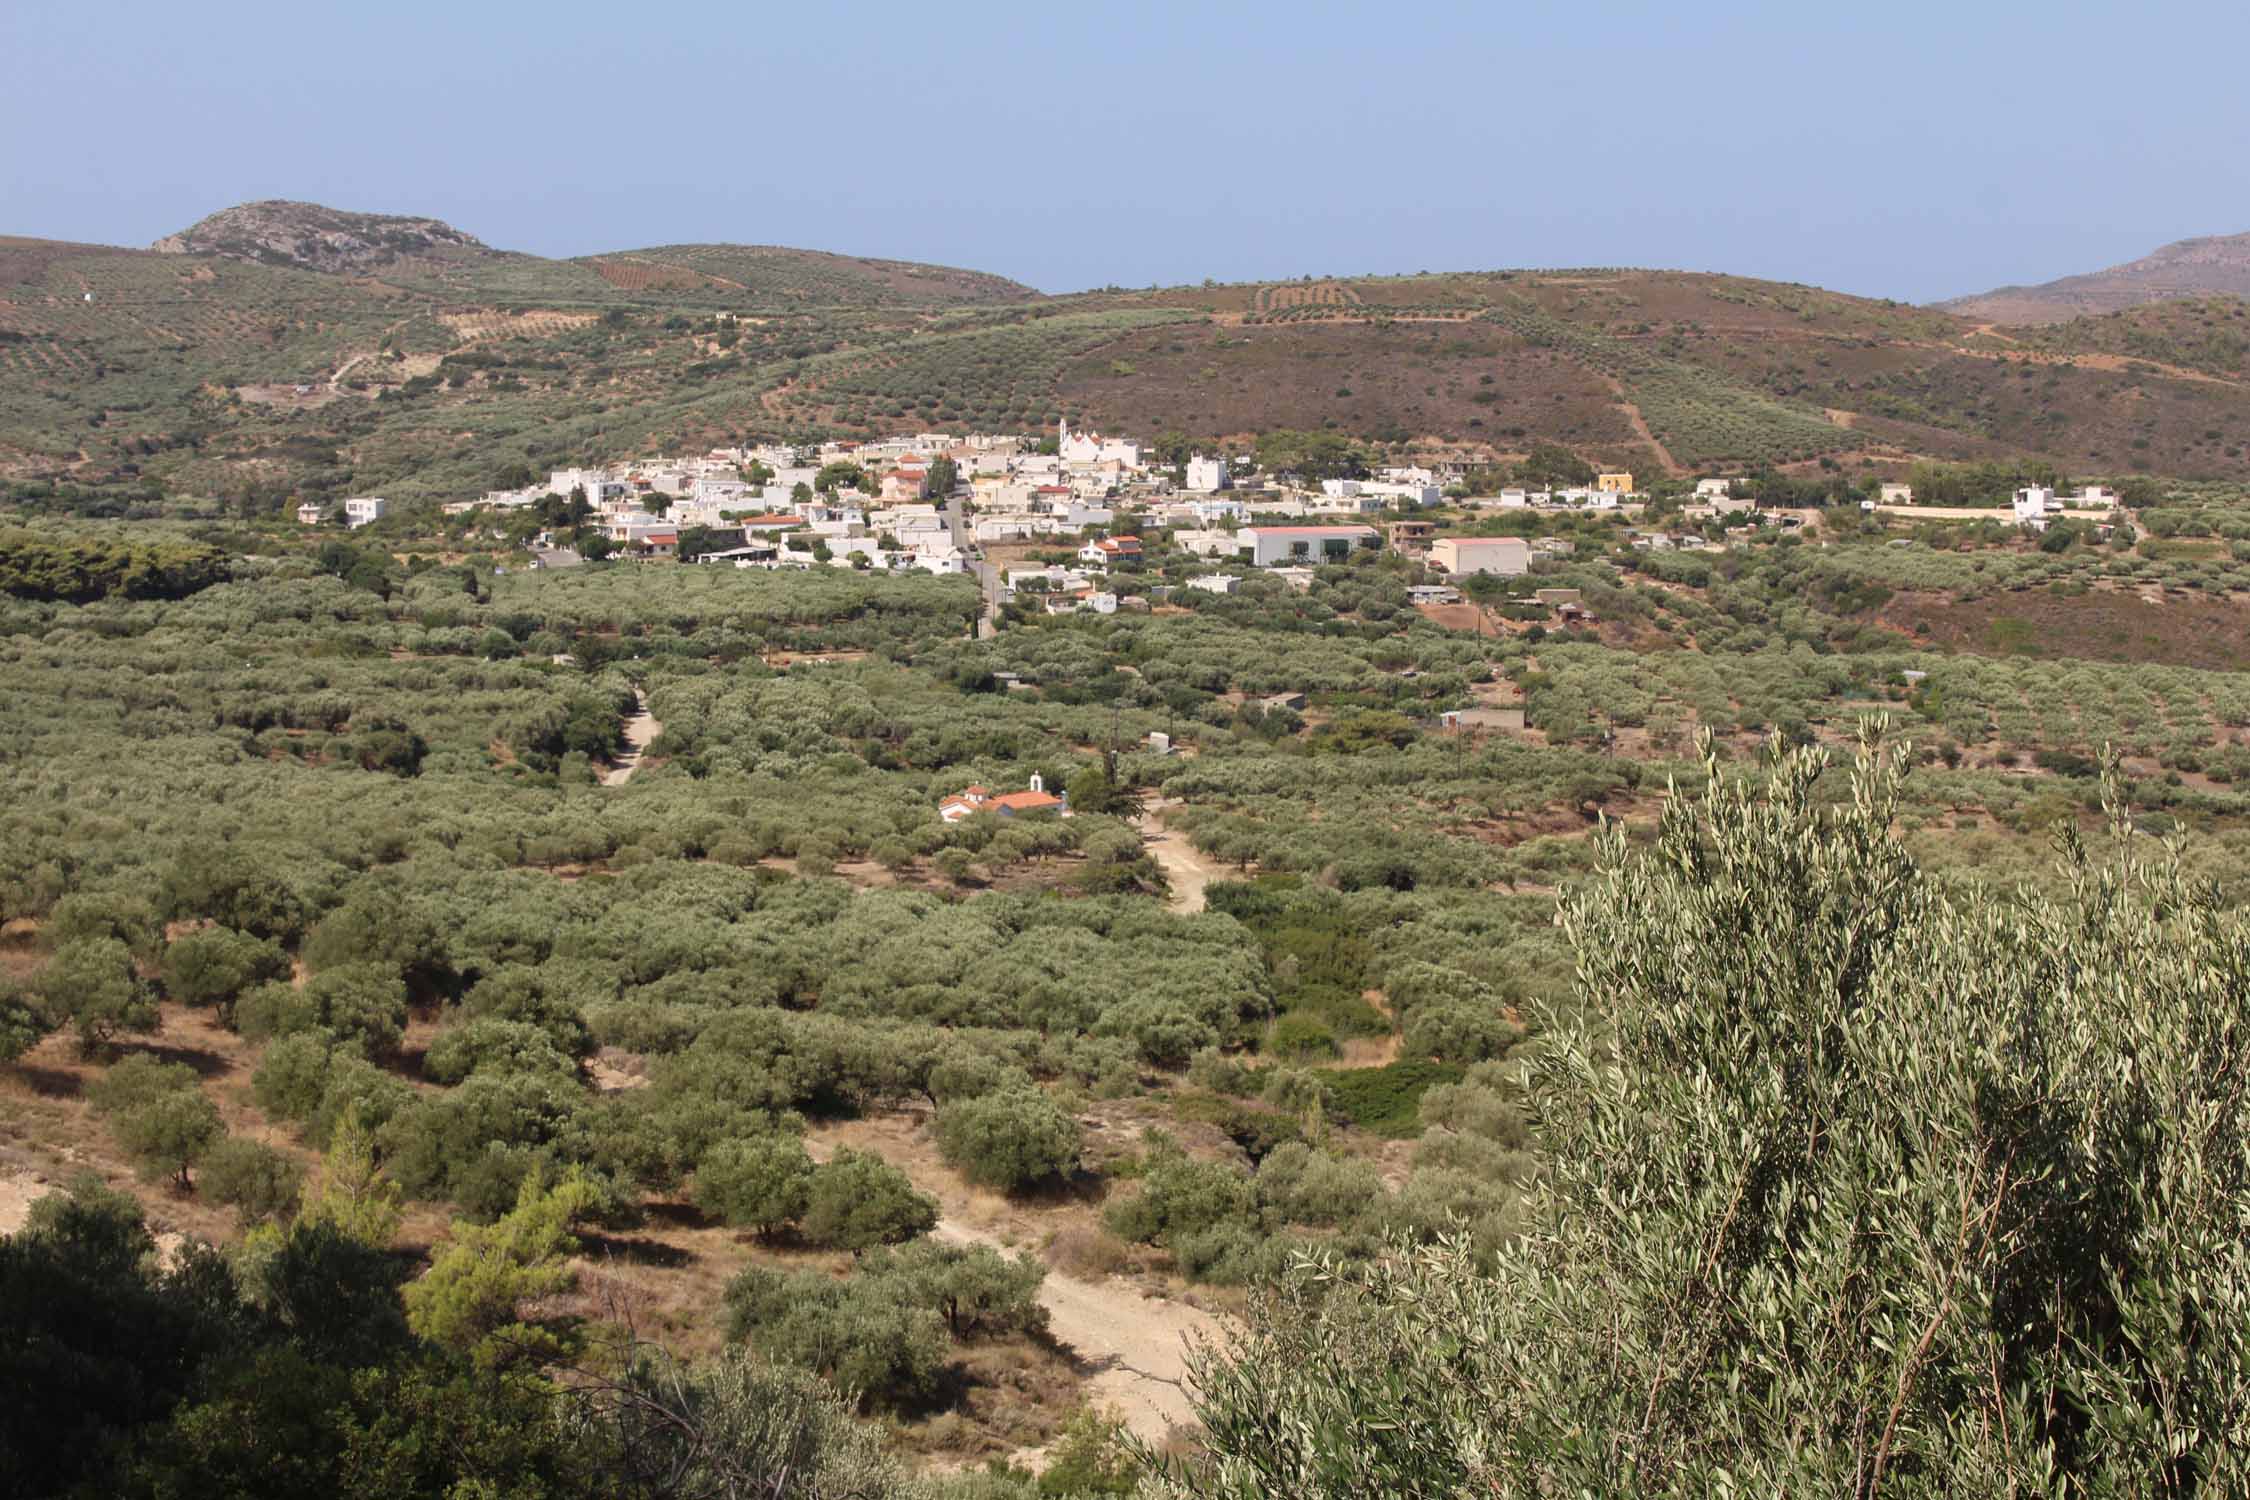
[1315,1059,1464,1138]
[723,1264,948,1408]
[200,1137,305,1223]
[161,926,288,1012]
[801,1149,937,1251]
[692,1134,814,1236]
[935,1087,1080,1192]
[1268,1013,1339,1061]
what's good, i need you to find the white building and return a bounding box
[1362,480,1443,507]
[343,497,388,528]
[1238,525,1381,566]
[1184,454,1230,493]
[295,502,324,525]
[2013,487,2059,528]
[1429,536,1529,576]
[1187,573,1242,594]
[1058,419,1140,468]
[1170,529,1239,558]
[1188,497,1248,524]
[1879,483,1914,505]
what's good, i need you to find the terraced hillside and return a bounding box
[8,204,2250,506]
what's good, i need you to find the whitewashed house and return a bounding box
[1184,454,1230,492]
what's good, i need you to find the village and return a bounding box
[303,420,2055,623]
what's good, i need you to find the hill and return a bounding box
[151,199,499,276]
[578,244,1037,308]
[7,205,2250,504]
[1943,231,2250,325]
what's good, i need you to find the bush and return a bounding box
[1316,1059,1464,1138]
[1399,1002,1521,1064]
[161,926,288,1013]
[115,1090,224,1189]
[1268,1013,1339,1061]
[1096,998,1216,1068]
[423,1018,576,1085]
[800,1149,937,1251]
[861,1239,1049,1339]
[723,1265,949,1408]
[300,964,409,1059]
[234,980,314,1044]
[1255,1142,1385,1227]
[87,1053,200,1118]
[200,1137,305,1223]
[38,937,156,1050]
[935,1087,1080,1192]
[1103,1135,1254,1250]
[252,1030,341,1121]
[693,1133,814,1236]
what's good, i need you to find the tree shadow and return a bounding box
[114,1040,231,1079]
[1006,1166,1109,1211]
[12,1064,81,1099]
[640,1198,711,1232]
[578,1230,694,1269]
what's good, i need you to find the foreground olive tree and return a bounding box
[1155,731,2250,1497]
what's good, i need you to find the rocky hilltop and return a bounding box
[151,200,494,274]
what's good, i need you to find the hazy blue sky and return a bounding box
[7,0,2247,301]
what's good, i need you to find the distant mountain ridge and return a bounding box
[143,200,1039,306]
[1943,231,2250,324]
[9,198,2250,502]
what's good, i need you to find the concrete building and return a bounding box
[1596,472,1635,495]
[1237,525,1381,567]
[1429,536,1530,576]
[1184,454,1230,492]
[343,497,388,528]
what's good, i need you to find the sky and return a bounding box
[7,0,2249,303]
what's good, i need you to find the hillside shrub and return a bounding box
[934,1087,1080,1192]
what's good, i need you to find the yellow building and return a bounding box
[1596,471,1635,495]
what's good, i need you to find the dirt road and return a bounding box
[806,1116,1223,1448]
[1135,803,1228,914]
[601,691,662,786]
[930,1215,1212,1442]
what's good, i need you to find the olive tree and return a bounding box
[160,926,288,1014]
[799,1149,936,1252]
[693,1134,814,1237]
[38,937,157,1051]
[1155,732,2250,1497]
[934,1086,1080,1192]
